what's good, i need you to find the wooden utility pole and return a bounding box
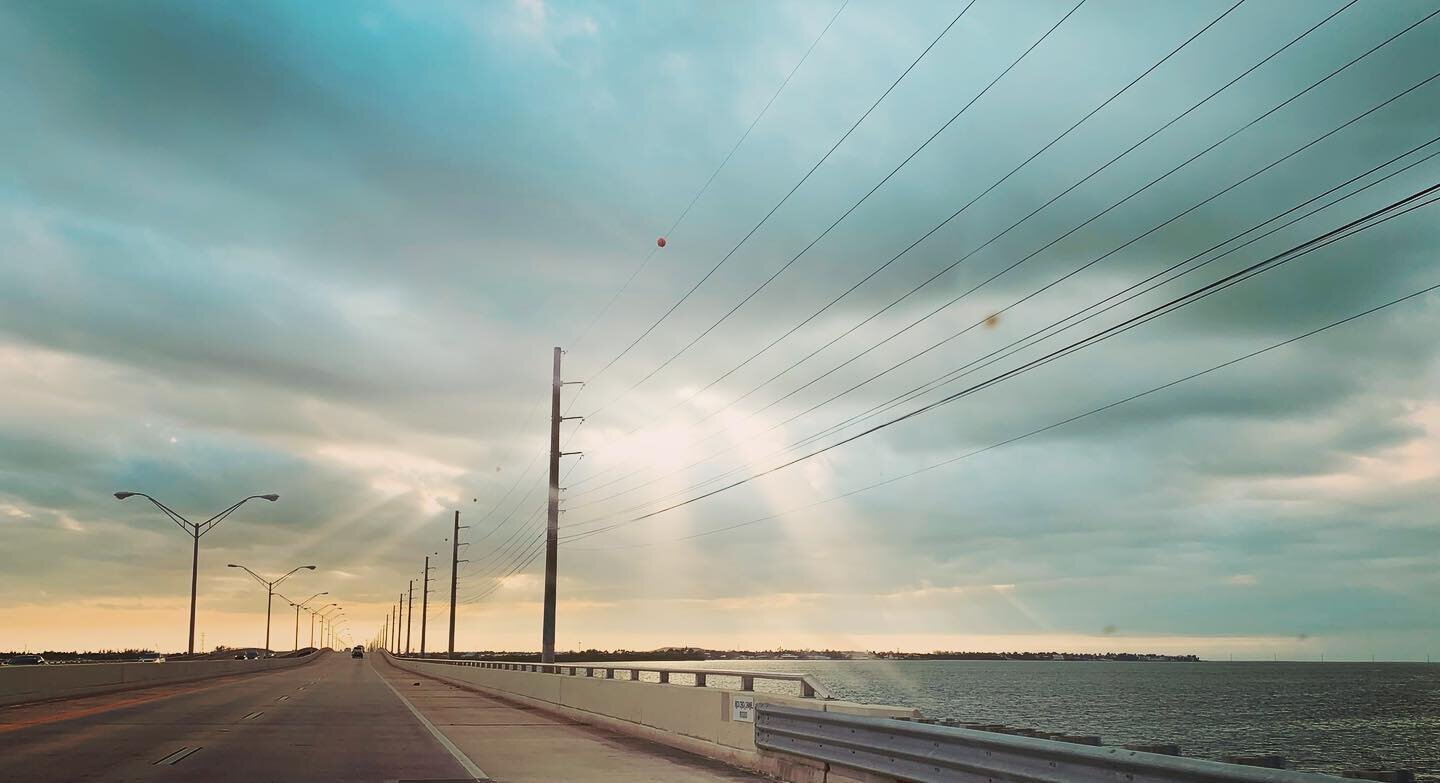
[448,511,467,657]
[542,346,582,664]
[406,580,414,655]
[420,556,433,657]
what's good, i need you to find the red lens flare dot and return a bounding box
[656,237,667,248]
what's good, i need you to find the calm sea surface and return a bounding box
[629,659,1439,779]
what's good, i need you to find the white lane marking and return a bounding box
[373,665,488,782]
[152,746,202,765]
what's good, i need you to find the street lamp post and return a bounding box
[228,563,316,652]
[278,592,328,652]
[309,602,335,647]
[318,605,341,649]
[113,492,278,655]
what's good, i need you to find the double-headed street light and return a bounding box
[113,491,278,655]
[228,563,316,652]
[318,605,342,649]
[310,602,337,647]
[278,591,328,652]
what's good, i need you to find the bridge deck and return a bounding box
[0,652,768,782]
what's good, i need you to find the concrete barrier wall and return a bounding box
[0,653,320,707]
[383,654,916,778]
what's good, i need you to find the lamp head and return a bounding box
[303,565,316,570]
[259,493,279,502]
[114,492,137,500]
[227,564,239,568]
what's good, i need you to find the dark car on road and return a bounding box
[5,655,47,665]
[351,645,364,659]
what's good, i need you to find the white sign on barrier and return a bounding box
[731,694,756,723]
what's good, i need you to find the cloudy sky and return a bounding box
[1,0,1437,659]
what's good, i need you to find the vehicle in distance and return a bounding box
[5,655,47,666]
[244,651,260,660]
[233,653,246,660]
[351,645,364,658]
[137,653,165,663]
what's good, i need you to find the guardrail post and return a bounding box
[605,668,615,679]
[659,671,670,684]
[630,668,639,680]
[801,680,816,698]
[695,673,707,687]
[740,675,754,691]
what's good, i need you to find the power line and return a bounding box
[563,0,1353,492]
[739,71,1440,446]
[590,0,1092,412]
[560,181,1440,541]
[567,0,852,354]
[567,279,1440,550]
[772,137,1440,461]
[458,461,583,602]
[564,3,1428,500]
[580,0,981,390]
[562,142,1437,528]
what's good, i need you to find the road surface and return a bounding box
[0,652,771,782]
[0,652,476,782]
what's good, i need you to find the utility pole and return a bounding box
[397,596,404,653]
[543,346,583,664]
[384,612,390,650]
[406,580,415,655]
[420,556,434,657]
[448,510,468,657]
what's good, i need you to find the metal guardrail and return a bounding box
[396,655,833,699]
[755,704,1349,783]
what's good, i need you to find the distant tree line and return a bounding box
[400,647,1201,663]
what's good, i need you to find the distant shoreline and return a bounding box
[402,648,1204,663]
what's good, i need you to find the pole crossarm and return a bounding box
[198,494,278,536]
[116,492,194,533]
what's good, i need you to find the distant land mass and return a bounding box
[4,647,1203,663]
[410,647,1203,663]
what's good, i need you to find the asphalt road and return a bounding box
[0,652,479,782]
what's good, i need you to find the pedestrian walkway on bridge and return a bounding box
[372,654,770,782]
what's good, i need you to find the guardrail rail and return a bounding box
[396,655,833,699]
[755,704,1354,783]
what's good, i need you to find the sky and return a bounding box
[1,0,1437,660]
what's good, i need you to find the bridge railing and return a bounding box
[757,703,1349,783]
[398,656,833,699]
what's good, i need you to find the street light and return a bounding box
[309,602,337,647]
[228,563,316,652]
[318,605,342,649]
[278,591,328,652]
[113,491,278,655]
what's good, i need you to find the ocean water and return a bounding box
[634,659,1440,779]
